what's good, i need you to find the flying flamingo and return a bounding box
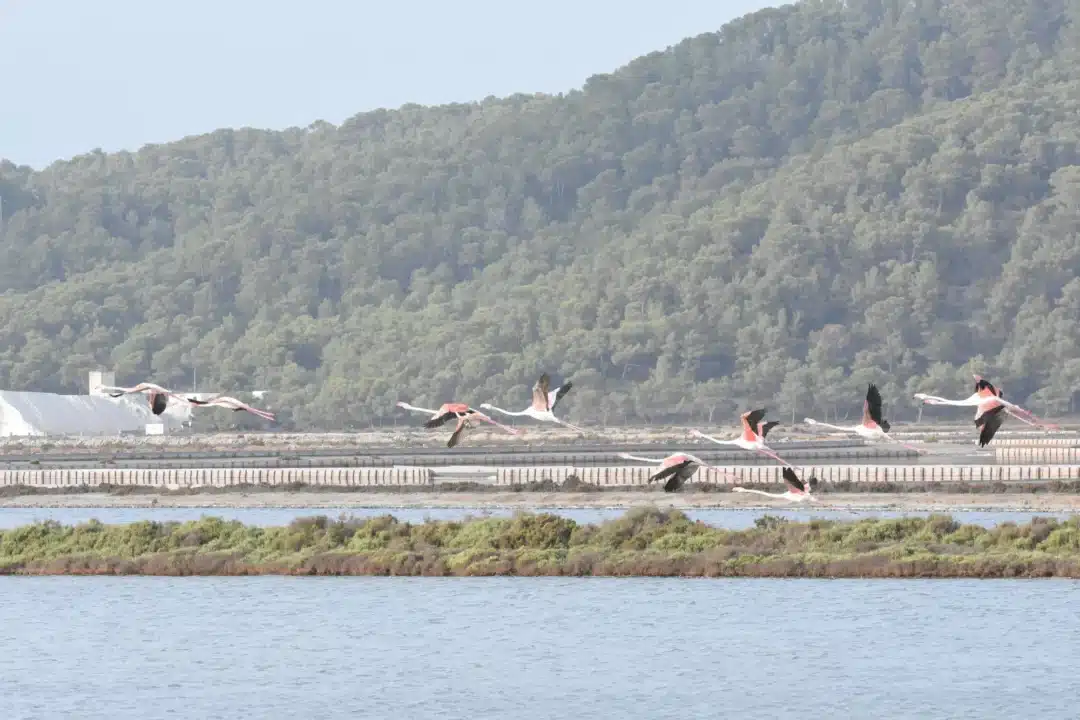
[804,383,924,453]
[98,382,190,416]
[731,467,819,503]
[479,373,589,433]
[396,401,520,448]
[185,394,275,421]
[618,452,740,492]
[689,408,792,466]
[913,375,1056,429]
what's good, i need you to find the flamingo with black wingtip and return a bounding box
[479,373,588,433]
[690,408,792,466]
[732,467,819,503]
[618,452,739,492]
[396,401,520,448]
[913,375,1056,429]
[804,383,924,453]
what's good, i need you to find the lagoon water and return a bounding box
[0,506,1073,530]
[0,577,1077,719]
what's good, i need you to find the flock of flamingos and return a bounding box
[395,372,1058,502]
[105,372,1058,503]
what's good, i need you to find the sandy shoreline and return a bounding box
[2,491,1080,513]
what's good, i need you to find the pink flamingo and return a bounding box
[618,452,740,492]
[914,375,1057,429]
[396,401,520,448]
[804,383,924,453]
[185,394,275,421]
[479,373,589,433]
[732,467,819,503]
[690,408,792,466]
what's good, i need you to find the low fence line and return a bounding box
[489,465,1080,486]
[996,448,1080,464]
[989,439,1080,448]
[891,431,1079,440]
[0,464,1078,489]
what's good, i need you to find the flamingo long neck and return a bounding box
[733,487,786,498]
[484,404,530,417]
[925,394,982,406]
[697,431,740,446]
[621,454,663,463]
[399,403,438,415]
[809,420,859,432]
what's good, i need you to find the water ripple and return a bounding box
[0,577,1077,719]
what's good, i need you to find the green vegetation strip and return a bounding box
[3,508,1080,577]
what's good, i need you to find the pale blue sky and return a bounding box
[0,0,777,169]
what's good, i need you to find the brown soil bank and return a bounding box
[3,508,1080,578]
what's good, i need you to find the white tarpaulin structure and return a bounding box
[0,371,193,437]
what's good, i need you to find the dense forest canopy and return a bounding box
[2,0,1080,430]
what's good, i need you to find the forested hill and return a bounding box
[2,0,1080,430]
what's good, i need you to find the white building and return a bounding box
[0,371,192,437]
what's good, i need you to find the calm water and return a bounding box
[0,578,1076,718]
[0,506,1072,529]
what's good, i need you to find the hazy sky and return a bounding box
[0,0,777,169]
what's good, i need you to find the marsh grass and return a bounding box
[3,507,1080,577]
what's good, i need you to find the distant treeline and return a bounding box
[2,0,1080,429]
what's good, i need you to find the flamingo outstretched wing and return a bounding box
[742,408,767,434]
[649,459,697,492]
[549,380,572,411]
[758,420,780,438]
[864,383,890,431]
[101,382,184,399]
[782,467,810,493]
[532,374,551,411]
[425,410,457,429]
